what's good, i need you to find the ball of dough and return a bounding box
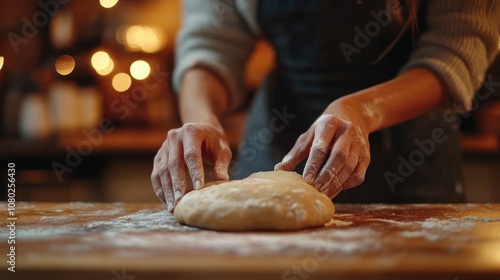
[174,171,335,231]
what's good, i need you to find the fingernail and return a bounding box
[304,173,314,184]
[274,163,281,171]
[195,180,201,190]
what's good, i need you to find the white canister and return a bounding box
[19,94,53,141]
[78,87,103,130]
[48,82,80,133]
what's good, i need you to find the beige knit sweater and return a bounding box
[173,0,500,111]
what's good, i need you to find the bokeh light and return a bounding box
[91,51,114,75]
[125,25,145,51]
[100,0,119,9]
[130,60,150,80]
[97,59,114,76]
[112,73,131,92]
[55,55,75,76]
[0,56,4,70]
[124,25,165,53]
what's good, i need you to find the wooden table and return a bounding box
[1,203,499,280]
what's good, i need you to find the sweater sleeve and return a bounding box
[173,0,258,111]
[400,0,500,111]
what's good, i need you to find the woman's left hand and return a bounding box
[275,100,371,198]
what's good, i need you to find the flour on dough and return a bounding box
[174,171,335,231]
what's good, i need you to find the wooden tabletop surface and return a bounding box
[1,202,499,280]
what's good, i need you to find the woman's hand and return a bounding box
[151,118,232,212]
[275,67,450,198]
[275,101,371,198]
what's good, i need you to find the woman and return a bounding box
[151,0,500,212]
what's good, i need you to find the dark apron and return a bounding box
[233,0,466,203]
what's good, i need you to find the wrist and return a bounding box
[183,113,224,133]
[180,67,229,117]
[325,97,375,135]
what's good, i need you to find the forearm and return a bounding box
[179,68,230,128]
[328,67,449,134]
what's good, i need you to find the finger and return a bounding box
[303,121,336,184]
[151,154,166,204]
[342,153,370,190]
[160,170,176,213]
[274,133,312,172]
[329,141,359,186]
[314,133,353,194]
[211,139,231,182]
[183,134,204,190]
[167,140,188,205]
[325,183,343,199]
[324,155,368,200]
[322,126,352,177]
[158,149,176,212]
[317,167,343,197]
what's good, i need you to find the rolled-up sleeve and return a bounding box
[400,0,500,111]
[173,0,258,111]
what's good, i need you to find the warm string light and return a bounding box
[124,25,166,53]
[55,55,75,75]
[130,60,150,80]
[91,51,114,76]
[91,51,153,92]
[100,0,119,9]
[99,59,114,76]
[112,73,131,92]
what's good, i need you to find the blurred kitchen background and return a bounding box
[0,0,498,203]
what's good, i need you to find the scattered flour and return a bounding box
[39,216,75,223]
[85,209,198,233]
[370,219,417,227]
[399,231,441,242]
[17,227,81,239]
[333,213,354,217]
[372,215,500,242]
[312,138,329,153]
[9,205,382,256]
[460,215,500,222]
[325,219,353,227]
[81,227,381,256]
[326,227,378,238]
[14,208,156,239]
[421,218,475,231]
[37,209,125,224]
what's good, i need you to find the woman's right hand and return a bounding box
[151,119,232,212]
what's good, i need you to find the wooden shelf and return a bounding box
[476,101,500,134]
[1,111,247,160]
[461,133,499,153]
[0,128,167,160]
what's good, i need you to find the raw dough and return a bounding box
[174,170,335,231]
